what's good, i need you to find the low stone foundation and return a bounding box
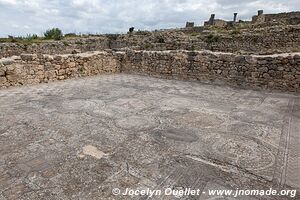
[121,50,300,92]
[0,51,119,88]
[0,50,299,92]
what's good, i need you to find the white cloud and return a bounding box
[0,0,299,37]
[0,0,16,5]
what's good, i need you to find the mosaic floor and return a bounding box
[0,74,299,199]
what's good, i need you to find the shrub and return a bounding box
[25,34,38,41]
[75,41,83,45]
[8,35,17,42]
[157,37,165,43]
[129,27,134,33]
[144,43,152,49]
[64,33,77,38]
[190,45,195,51]
[206,34,220,44]
[44,28,63,40]
[0,38,8,43]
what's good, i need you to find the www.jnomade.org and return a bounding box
[112,188,297,198]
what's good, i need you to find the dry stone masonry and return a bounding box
[1,50,299,92]
[2,23,300,58]
[0,37,110,59]
[0,51,119,88]
[121,50,300,92]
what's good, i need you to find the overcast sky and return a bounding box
[0,0,299,37]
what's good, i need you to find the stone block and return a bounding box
[294,54,300,60]
[58,75,65,80]
[263,73,271,79]
[68,62,76,68]
[0,68,6,76]
[6,65,15,71]
[268,70,276,77]
[283,74,295,80]
[54,65,61,70]
[257,59,268,65]
[54,55,63,61]
[1,59,14,65]
[58,69,66,76]
[251,72,259,78]
[245,56,257,64]
[36,71,44,76]
[37,65,44,71]
[6,74,19,82]
[0,77,7,84]
[20,54,37,61]
[258,67,268,73]
[44,55,54,61]
[229,70,238,77]
[45,70,56,79]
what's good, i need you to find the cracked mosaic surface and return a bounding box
[0,74,299,199]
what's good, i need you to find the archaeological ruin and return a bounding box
[1,10,300,92]
[0,9,299,200]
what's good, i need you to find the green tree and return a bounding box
[44,28,63,40]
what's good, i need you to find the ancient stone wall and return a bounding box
[1,25,300,58]
[113,26,300,54]
[0,37,110,59]
[205,26,300,54]
[120,50,300,92]
[0,51,119,88]
[1,50,299,92]
[253,12,300,24]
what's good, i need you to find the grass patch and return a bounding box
[135,30,152,36]
[64,33,79,38]
[0,36,52,44]
[230,29,241,35]
[189,32,200,36]
[144,43,153,50]
[291,47,300,52]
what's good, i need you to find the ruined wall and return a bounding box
[205,26,300,54]
[0,51,119,88]
[113,26,300,54]
[1,26,300,57]
[121,50,300,92]
[0,37,110,59]
[1,50,299,92]
[252,12,300,24]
